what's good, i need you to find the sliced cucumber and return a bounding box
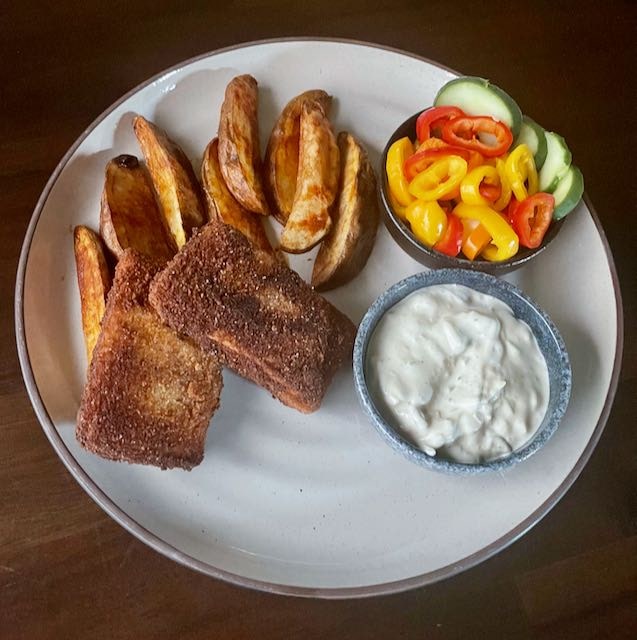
[552,165,584,220]
[514,116,548,170]
[434,76,523,138]
[538,131,572,192]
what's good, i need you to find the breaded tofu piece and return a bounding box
[149,221,356,413]
[76,250,222,469]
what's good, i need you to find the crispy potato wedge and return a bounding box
[133,115,206,249]
[279,100,340,253]
[312,132,379,291]
[73,226,112,364]
[202,138,275,255]
[100,154,175,260]
[217,75,269,215]
[264,90,331,224]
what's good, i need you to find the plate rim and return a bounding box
[14,36,625,599]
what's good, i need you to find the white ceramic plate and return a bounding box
[16,39,623,597]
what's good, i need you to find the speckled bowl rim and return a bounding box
[353,269,572,474]
[14,38,623,599]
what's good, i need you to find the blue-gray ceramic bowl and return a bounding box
[379,112,565,275]
[353,269,572,474]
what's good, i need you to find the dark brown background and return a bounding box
[2,1,636,638]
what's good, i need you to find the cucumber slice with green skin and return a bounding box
[514,116,548,170]
[552,165,584,220]
[434,76,523,138]
[538,131,572,192]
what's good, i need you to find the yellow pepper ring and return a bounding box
[493,158,513,211]
[504,144,539,202]
[408,156,468,201]
[386,137,415,207]
[460,165,500,206]
[405,199,448,247]
[453,202,519,262]
[388,190,408,220]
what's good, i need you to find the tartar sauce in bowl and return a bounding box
[353,269,572,473]
[366,284,549,463]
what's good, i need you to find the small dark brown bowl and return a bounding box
[379,112,565,275]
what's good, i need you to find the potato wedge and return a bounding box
[279,100,340,253]
[264,90,331,224]
[133,115,206,249]
[100,154,175,260]
[312,132,379,291]
[73,226,112,364]
[217,75,269,215]
[202,138,274,255]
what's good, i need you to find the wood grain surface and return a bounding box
[2,1,635,638]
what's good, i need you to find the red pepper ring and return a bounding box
[441,116,514,157]
[416,106,465,142]
[505,197,520,225]
[433,212,463,256]
[403,146,473,181]
[479,183,502,202]
[510,193,555,249]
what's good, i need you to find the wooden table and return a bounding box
[2,2,635,637]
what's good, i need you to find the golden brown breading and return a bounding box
[76,250,222,469]
[149,222,356,413]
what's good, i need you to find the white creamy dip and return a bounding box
[366,284,550,463]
